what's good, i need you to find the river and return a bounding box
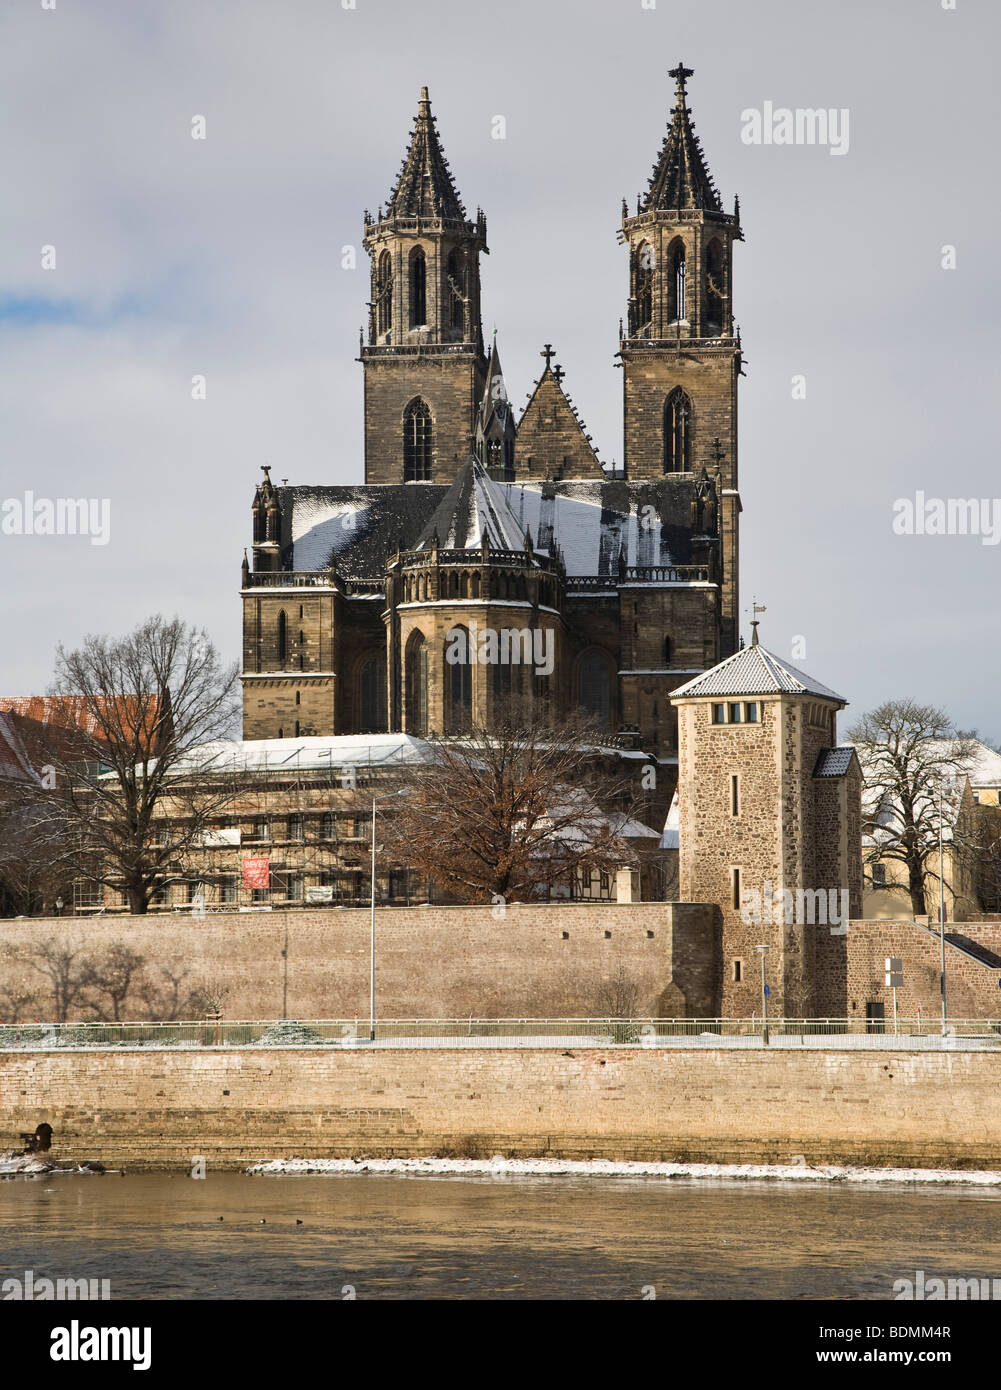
[2,1172,1000,1300]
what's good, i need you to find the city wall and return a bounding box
[0,904,719,1021]
[5,1047,1001,1171]
[4,909,1001,1024]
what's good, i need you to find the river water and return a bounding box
[2,1172,1000,1300]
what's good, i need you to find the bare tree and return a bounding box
[593,966,641,1018]
[848,700,979,916]
[20,616,240,914]
[0,791,73,916]
[187,978,231,1020]
[973,804,1001,912]
[384,715,650,903]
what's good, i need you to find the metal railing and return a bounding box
[2,1018,1000,1051]
[567,566,710,591]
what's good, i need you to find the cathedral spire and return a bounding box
[385,86,467,222]
[475,331,515,476]
[641,63,722,213]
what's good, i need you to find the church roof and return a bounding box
[276,478,716,576]
[641,63,723,214]
[516,351,603,479]
[413,458,529,552]
[670,644,846,703]
[385,87,467,222]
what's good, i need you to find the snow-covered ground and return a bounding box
[246,1156,1001,1187]
[3,1033,999,1051]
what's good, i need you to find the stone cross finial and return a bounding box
[541,343,555,369]
[669,62,694,108]
[553,363,565,384]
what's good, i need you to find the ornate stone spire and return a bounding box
[385,86,467,222]
[641,64,723,213]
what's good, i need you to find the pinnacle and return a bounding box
[384,87,467,222]
[640,64,723,214]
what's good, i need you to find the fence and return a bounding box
[1,1018,1000,1050]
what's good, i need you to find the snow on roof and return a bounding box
[280,477,710,577]
[670,644,845,703]
[0,713,39,783]
[148,733,435,779]
[659,788,680,850]
[414,458,528,552]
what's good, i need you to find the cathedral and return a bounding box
[241,65,744,816]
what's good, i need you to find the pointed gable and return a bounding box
[516,350,603,481]
[385,87,467,223]
[642,63,723,213]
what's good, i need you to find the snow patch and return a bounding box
[246,1156,1001,1187]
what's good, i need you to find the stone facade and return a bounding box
[672,645,864,1018]
[9,1047,1001,1171]
[0,903,718,1021]
[240,69,743,784]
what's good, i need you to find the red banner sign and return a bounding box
[243,856,270,890]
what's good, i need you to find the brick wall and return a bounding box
[6,1047,1001,1171]
[816,918,1001,1020]
[0,903,718,1022]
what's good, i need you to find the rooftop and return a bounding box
[670,643,845,703]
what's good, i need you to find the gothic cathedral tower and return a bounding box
[361,88,489,485]
[620,64,743,656]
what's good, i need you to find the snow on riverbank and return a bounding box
[246,1156,1001,1187]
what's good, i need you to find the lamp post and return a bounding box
[755,943,771,1045]
[938,777,947,1037]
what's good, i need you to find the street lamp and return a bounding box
[937,777,948,1037]
[369,787,409,1042]
[755,943,771,1045]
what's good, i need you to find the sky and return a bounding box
[0,0,998,738]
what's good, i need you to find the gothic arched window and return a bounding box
[664,388,692,473]
[632,241,653,335]
[578,652,612,723]
[376,250,392,337]
[705,239,724,335]
[668,239,686,323]
[276,610,288,665]
[446,249,464,334]
[446,626,472,733]
[409,246,427,327]
[405,632,428,736]
[663,635,672,665]
[359,655,387,733]
[403,398,433,481]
